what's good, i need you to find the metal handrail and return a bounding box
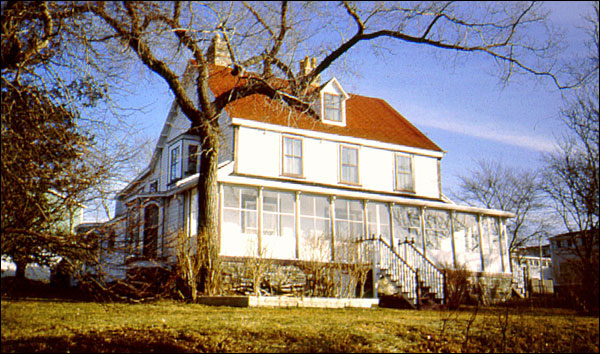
[398,241,445,301]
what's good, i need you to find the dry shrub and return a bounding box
[442,262,471,309]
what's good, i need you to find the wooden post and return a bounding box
[420,207,427,257]
[389,203,395,251]
[497,217,505,273]
[415,268,421,309]
[450,210,457,269]
[477,214,485,272]
[372,239,378,299]
[442,269,448,305]
[330,196,336,262]
[295,191,301,259]
[257,187,263,256]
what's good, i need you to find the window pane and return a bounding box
[280,192,295,213]
[335,199,348,220]
[224,185,240,208]
[300,195,315,216]
[392,205,422,247]
[348,200,363,221]
[316,196,331,219]
[263,191,278,212]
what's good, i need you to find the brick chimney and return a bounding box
[206,34,232,67]
[299,56,320,86]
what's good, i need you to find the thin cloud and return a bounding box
[405,105,558,153]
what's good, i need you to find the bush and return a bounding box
[442,262,471,309]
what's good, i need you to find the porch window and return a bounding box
[262,190,295,237]
[323,93,342,122]
[283,136,303,176]
[453,212,482,271]
[423,209,451,251]
[223,185,258,236]
[299,194,331,261]
[395,153,414,192]
[334,198,364,261]
[340,145,359,184]
[367,202,391,244]
[391,205,422,247]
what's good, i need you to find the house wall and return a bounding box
[234,125,441,199]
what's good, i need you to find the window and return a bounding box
[367,202,391,244]
[169,146,181,182]
[223,185,258,235]
[283,136,303,176]
[334,198,364,240]
[299,194,332,260]
[423,209,451,250]
[392,205,423,247]
[262,190,295,237]
[395,153,414,192]
[187,144,199,174]
[148,181,158,192]
[340,146,359,184]
[323,93,342,122]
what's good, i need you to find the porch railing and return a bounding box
[369,235,418,302]
[397,240,445,302]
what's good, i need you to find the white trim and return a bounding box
[231,118,445,159]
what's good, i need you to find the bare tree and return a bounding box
[452,159,552,267]
[1,1,157,282]
[67,1,582,296]
[542,2,599,312]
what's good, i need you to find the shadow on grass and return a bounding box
[2,328,215,353]
[2,327,374,353]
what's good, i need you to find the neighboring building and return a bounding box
[79,38,515,305]
[511,244,554,296]
[549,230,599,297]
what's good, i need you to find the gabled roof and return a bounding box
[207,65,443,153]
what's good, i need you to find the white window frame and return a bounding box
[339,145,360,185]
[323,93,343,123]
[282,135,303,177]
[395,153,415,192]
[169,145,181,183]
[262,190,295,237]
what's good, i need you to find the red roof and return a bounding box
[207,65,443,153]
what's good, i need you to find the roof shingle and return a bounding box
[207,65,443,152]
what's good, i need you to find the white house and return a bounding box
[511,244,554,296]
[83,43,515,305]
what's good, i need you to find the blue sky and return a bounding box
[121,1,594,199]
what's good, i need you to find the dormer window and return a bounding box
[319,78,349,126]
[323,93,342,122]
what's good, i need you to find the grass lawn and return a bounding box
[1,297,598,353]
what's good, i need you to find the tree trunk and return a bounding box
[195,126,221,295]
[15,259,26,280]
